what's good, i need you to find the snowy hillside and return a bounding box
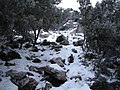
[0,29,95,90]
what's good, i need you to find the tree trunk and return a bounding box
[33,29,41,47]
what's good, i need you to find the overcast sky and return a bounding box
[58,0,102,11]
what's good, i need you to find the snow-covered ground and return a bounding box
[0,30,95,90]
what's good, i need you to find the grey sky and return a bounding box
[58,0,102,10]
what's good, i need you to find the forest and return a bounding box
[0,0,120,90]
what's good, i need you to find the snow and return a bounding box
[0,29,95,90]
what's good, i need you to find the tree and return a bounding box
[78,0,120,57]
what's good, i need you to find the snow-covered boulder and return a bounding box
[44,66,67,87]
[56,35,69,45]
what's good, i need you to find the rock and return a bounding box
[72,49,77,53]
[68,54,74,63]
[0,51,8,61]
[4,62,15,66]
[24,43,32,48]
[6,70,27,80]
[73,40,83,46]
[0,49,21,61]
[29,66,67,87]
[6,70,38,90]
[41,48,46,52]
[26,57,31,60]
[60,40,69,45]
[49,57,65,67]
[54,48,61,52]
[51,44,62,49]
[31,46,38,52]
[29,66,44,74]
[40,39,51,46]
[5,41,19,49]
[49,59,56,64]
[56,35,69,45]
[32,58,41,63]
[7,51,21,60]
[44,82,52,90]
[44,66,67,87]
[56,35,66,43]
[12,77,30,88]
[19,78,38,90]
[90,81,113,90]
[51,44,62,52]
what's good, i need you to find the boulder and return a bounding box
[31,46,38,52]
[40,39,51,46]
[5,41,19,49]
[56,35,66,43]
[0,49,21,61]
[7,51,21,60]
[24,43,32,48]
[6,70,38,90]
[0,51,8,61]
[19,78,38,90]
[51,44,62,52]
[44,66,67,87]
[68,54,74,63]
[49,57,65,67]
[73,40,84,46]
[29,66,67,87]
[32,58,41,63]
[72,49,77,53]
[29,66,44,74]
[6,70,27,80]
[44,82,52,90]
[60,40,69,45]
